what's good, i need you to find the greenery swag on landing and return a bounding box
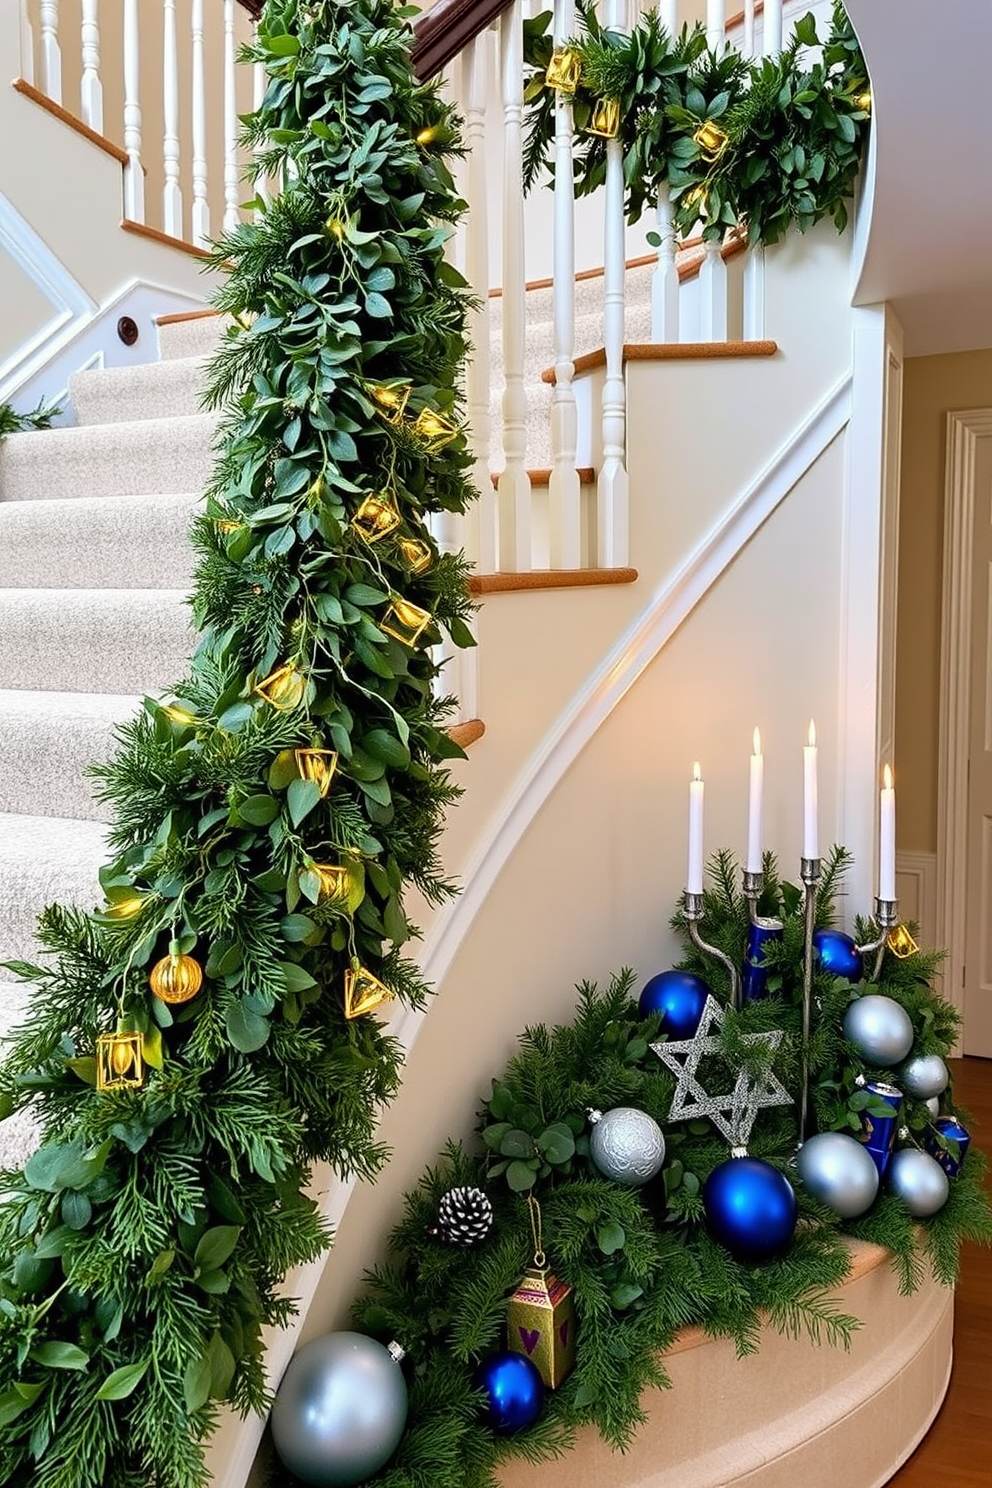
[339,851,992,1488]
[522,2,869,245]
[0,1,476,1483]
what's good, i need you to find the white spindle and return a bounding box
[598,0,629,566]
[658,0,677,35]
[743,244,765,339]
[548,0,581,570]
[79,0,102,131]
[122,0,144,221]
[743,0,756,57]
[223,0,240,234]
[698,238,728,340]
[497,0,533,572]
[191,0,210,246]
[461,35,497,572]
[19,1,35,85]
[253,61,270,210]
[764,0,783,55]
[651,189,679,342]
[39,2,61,103]
[162,0,182,237]
[706,0,724,53]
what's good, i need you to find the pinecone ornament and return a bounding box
[431,1186,494,1246]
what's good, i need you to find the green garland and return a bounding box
[521,2,870,244]
[322,850,992,1488]
[0,399,61,440]
[0,2,476,1483]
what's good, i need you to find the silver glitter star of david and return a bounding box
[650,995,792,1148]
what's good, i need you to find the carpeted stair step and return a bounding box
[0,492,200,590]
[0,590,194,695]
[0,414,219,503]
[0,812,108,976]
[0,690,139,822]
[157,312,225,362]
[69,358,211,426]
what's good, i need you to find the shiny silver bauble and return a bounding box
[925,1096,941,1119]
[887,1148,950,1218]
[899,1053,949,1101]
[796,1131,880,1218]
[589,1106,666,1186]
[842,994,914,1067]
[271,1332,408,1486]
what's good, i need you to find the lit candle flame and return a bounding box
[808,719,816,748]
[883,763,893,789]
[692,761,701,782]
[753,727,761,756]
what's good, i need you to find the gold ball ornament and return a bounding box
[150,941,204,1005]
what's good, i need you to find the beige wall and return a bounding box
[895,350,992,852]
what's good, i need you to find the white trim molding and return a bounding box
[936,408,992,1019]
[895,849,937,954]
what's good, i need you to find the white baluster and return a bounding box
[651,189,679,342]
[122,0,144,221]
[764,0,783,56]
[598,0,629,567]
[162,0,182,237]
[706,0,724,53]
[39,2,61,103]
[498,0,533,572]
[699,238,728,340]
[253,61,270,210]
[461,35,497,573]
[743,0,756,58]
[223,0,240,234]
[191,0,210,246]
[19,2,35,86]
[80,1,102,131]
[658,0,677,34]
[743,242,765,339]
[548,0,581,570]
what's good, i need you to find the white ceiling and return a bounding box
[846,0,992,356]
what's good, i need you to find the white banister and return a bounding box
[162,0,183,238]
[19,1,35,85]
[548,0,581,570]
[598,0,629,566]
[223,0,240,234]
[79,0,102,132]
[743,0,756,57]
[706,0,725,53]
[764,0,783,55]
[699,237,728,340]
[39,1,61,104]
[497,0,533,572]
[651,189,679,342]
[461,33,497,573]
[191,0,210,246]
[122,0,144,221]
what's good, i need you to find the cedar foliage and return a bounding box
[0,1,475,1482]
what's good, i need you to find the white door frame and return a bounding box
[936,407,992,1023]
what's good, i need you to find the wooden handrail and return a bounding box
[235,0,515,80]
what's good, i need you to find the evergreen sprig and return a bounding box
[0,0,477,1482]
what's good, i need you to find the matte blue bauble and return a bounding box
[703,1156,798,1263]
[476,1351,544,1434]
[812,929,863,983]
[638,969,710,1039]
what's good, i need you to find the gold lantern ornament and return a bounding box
[254,663,307,712]
[416,125,440,146]
[380,597,432,647]
[855,89,872,112]
[887,923,920,959]
[370,383,411,423]
[506,1197,577,1389]
[311,861,352,904]
[343,962,395,1020]
[96,1031,144,1092]
[396,536,434,575]
[149,941,204,1005]
[683,184,708,217]
[351,493,402,545]
[586,98,621,140]
[545,48,582,94]
[411,407,459,452]
[692,120,729,160]
[294,748,338,798]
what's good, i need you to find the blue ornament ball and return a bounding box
[475,1351,544,1434]
[812,929,863,983]
[638,969,710,1038]
[703,1156,798,1263]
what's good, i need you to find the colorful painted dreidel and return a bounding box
[506,1197,577,1389]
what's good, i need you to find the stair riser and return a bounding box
[0,592,194,695]
[157,315,225,362]
[70,359,210,427]
[0,495,199,590]
[0,416,219,503]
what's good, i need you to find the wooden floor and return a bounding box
[886,1056,992,1488]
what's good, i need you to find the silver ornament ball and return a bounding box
[899,1053,949,1101]
[589,1106,666,1186]
[842,994,914,1067]
[796,1131,880,1218]
[887,1148,950,1217]
[271,1332,408,1486]
[925,1096,941,1119]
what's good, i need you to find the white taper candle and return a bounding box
[688,761,705,894]
[746,727,763,873]
[803,720,818,861]
[880,764,896,901]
